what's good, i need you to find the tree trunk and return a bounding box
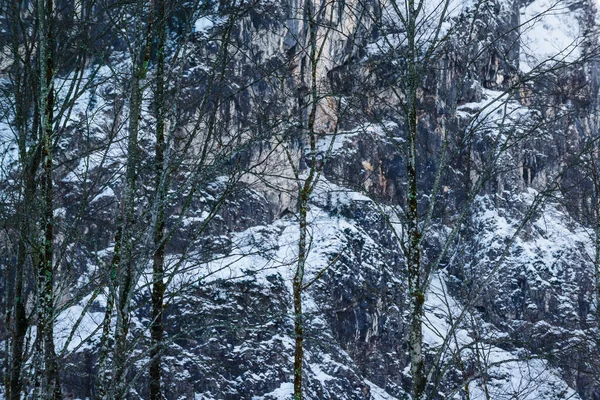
[592,151,600,330]
[150,0,167,397]
[9,150,40,400]
[293,190,308,400]
[96,226,121,398]
[596,227,600,330]
[292,3,320,396]
[406,1,426,398]
[111,2,154,396]
[7,0,40,397]
[37,0,62,397]
[407,112,426,399]
[9,244,30,400]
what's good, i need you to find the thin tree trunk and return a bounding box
[293,190,308,400]
[596,226,600,330]
[37,0,62,397]
[4,262,9,398]
[406,1,426,398]
[111,84,139,399]
[9,152,39,400]
[7,0,39,396]
[96,225,121,398]
[292,3,320,397]
[591,150,600,330]
[111,2,154,396]
[9,238,29,400]
[150,0,167,397]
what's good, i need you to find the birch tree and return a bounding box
[290,2,324,396]
[35,0,62,396]
[149,0,167,396]
[281,0,365,397]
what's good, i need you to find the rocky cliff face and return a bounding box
[2,0,600,399]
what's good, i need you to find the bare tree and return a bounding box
[34,0,63,396]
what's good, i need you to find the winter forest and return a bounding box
[2,0,600,398]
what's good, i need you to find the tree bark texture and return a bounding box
[150,0,168,397]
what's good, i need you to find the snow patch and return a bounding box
[519,0,583,73]
[194,17,216,34]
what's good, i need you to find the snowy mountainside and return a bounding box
[53,178,590,399]
[2,0,600,398]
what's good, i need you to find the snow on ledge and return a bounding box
[519,0,583,73]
